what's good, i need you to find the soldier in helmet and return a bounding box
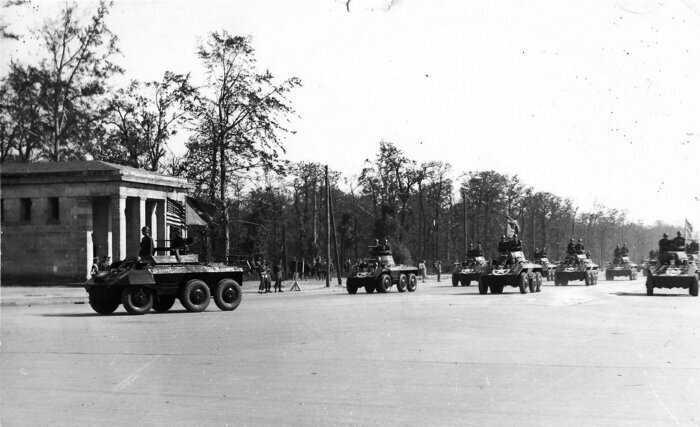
[498,235,508,253]
[687,240,699,254]
[575,238,585,255]
[613,244,621,264]
[476,243,484,257]
[620,242,629,257]
[659,233,672,252]
[466,243,475,258]
[672,231,686,251]
[567,238,576,256]
[541,246,548,258]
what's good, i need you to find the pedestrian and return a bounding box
[90,257,99,277]
[99,255,110,270]
[273,259,283,293]
[434,260,442,282]
[418,260,427,282]
[138,226,154,258]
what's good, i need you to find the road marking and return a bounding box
[112,355,161,392]
[644,370,680,425]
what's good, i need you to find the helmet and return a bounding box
[677,231,682,236]
[663,233,668,238]
[615,244,620,248]
[578,238,582,242]
[623,242,627,246]
[501,235,506,240]
[570,238,575,242]
[141,226,150,233]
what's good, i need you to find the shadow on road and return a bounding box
[41,309,193,317]
[612,292,691,297]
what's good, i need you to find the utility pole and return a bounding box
[327,166,342,285]
[462,188,467,257]
[325,166,331,288]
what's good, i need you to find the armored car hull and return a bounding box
[84,255,244,315]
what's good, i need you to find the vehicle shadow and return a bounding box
[41,308,192,317]
[612,292,691,297]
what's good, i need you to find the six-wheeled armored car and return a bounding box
[346,245,420,294]
[85,254,244,315]
[478,251,543,295]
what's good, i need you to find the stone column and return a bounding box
[155,199,166,251]
[111,196,127,261]
[84,197,94,280]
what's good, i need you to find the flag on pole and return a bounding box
[166,198,185,228]
[685,218,694,239]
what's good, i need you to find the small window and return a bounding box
[49,197,59,221]
[20,198,32,221]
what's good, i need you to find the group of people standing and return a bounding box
[250,257,284,294]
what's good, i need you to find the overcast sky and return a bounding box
[2,0,699,229]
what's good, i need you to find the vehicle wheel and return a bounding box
[88,291,120,315]
[397,274,408,292]
[528,274,535,292]
[152,296,176,313]
[646,275,654,296]
[554,273,560,286]
[452,275,459,287]
[690,276,699,297]
[347,282,357,294]
[489,282,504,294]
[585,272,591,286]
[377,274,392,293]
[121,286,154,315]
[519,274,529,294]
[463,280,471,287]
[548,270,555,281]
[213,279,242,311]
[606,272,613,281]
[535,272,542,292]
[364,285,375,294]
[561,278,568,286]
[180,279,211,312]
[478,278,488,295]
[406,274,418,292]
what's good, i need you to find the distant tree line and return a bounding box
[0,1,681,268]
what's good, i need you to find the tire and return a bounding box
[88,292,120,315]
[554,273,560,286]
[463,280,471,287]
[548,270,555,281]
[489,282,504,294]
[364,285,375,294]
[646,275,654,296]
[585,272,591,286]
[535,272,542,292]
[397,274,408,292]
[153,296,176,313]
[606,272,613,281]
[452,275,459,287]
[213,279,242,311]
[347,282,357,294]
[519,274,529,294]
[561,277,568,286]
[406,274,418,292]
[690,276,699,297]
[478,278,488,295]
[180,279,211,312]
[377,274,392,293]
[121,286,154,315]
[528,275,535,292]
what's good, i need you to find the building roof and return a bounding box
[1,160,190,190]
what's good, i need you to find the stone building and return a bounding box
[1,161,198,284]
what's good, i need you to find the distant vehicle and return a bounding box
[346,244,420,294]
[451,256,489,287]
[533,255,557,281]
[645,251,698,296]
[554,254,599,286]
[478,250,543,295]
[605,256,638,281]
[84,252,244,315]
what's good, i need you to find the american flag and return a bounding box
[686,218,694,238]
[167,198,185,227]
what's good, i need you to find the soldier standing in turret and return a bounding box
[673,231,686,251]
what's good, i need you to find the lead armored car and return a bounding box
[451,256,489,287]
[554,254,599,286]
[605,256,638,281]
[84,253,244,315]
[478,250,543,295]
[346,244,420,294]
[645,251,698,296]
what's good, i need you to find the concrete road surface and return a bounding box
[2,277,699,426]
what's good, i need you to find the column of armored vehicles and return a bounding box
[84,230,699,315]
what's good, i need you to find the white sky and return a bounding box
[2,0,700,228]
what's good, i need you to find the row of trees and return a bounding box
[1,1,682,269]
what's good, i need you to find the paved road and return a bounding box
[2,276,699,426]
